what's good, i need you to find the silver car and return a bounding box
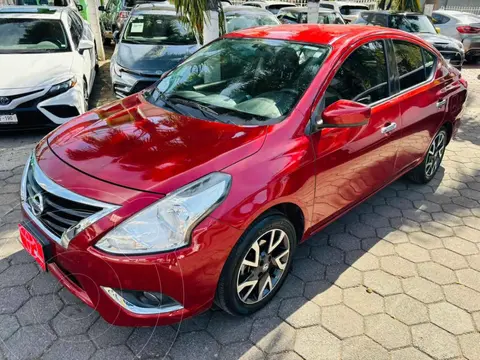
[433,10,480,62]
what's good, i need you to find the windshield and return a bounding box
[389,14,436,33]
[146,38,329,124]
[226,12,279,33]
[340,5,368,16]
[0,18,69,53]
[123,14,196,45]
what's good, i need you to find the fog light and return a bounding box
[102,287,183,315]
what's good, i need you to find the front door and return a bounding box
[309,39,402,227]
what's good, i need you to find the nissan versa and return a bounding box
[19,24,467,326]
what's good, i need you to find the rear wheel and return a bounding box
[215,212,296,315]
[407,127,447,184]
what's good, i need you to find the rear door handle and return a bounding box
[437,99,447,108]
[381,122,397,134]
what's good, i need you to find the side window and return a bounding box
[324,40,389,107]
[393,41,426,91]
[432,14,449,24]
[423,49,436,79]
[68,14,82,47]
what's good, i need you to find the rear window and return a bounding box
[340,5,368,16]
[226,12,279,33]
[266,4,295,14]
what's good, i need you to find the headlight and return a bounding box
[48,77,77,96]
[112,61,123,77]
[95,172,231,254]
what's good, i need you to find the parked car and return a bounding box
[98,0,167,43]
[242,1,295,15]
[0,6,96,129]
[110,3,199,98]
[319,1,369,22]
[432,10,480,62]
[277,6,345,24]
[354,11,465,69]
[15,0,83,12]
[18,24,467,325]
[224,5,281,33]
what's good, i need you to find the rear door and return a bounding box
[309,39,402,227]
[389,39,448,172]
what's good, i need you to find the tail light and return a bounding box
[118,10,129,20]
[456,25,480,34]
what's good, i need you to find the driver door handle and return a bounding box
[381,122,397,134]
[437,99,447,108]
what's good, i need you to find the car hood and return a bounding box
[0,53,74,91]
[46,94,267,194]
[115,43,199,75]
[415,33,462,49]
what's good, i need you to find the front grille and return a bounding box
[25,166,102,238]
[0,89,43,106]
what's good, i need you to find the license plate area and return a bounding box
[0,114,18,124]
[18,222,51,271]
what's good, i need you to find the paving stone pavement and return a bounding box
[0,54,479,359]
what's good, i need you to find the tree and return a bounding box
[378,0,421,11]
[173,0,224,45]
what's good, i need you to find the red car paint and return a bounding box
[23,25,467,326]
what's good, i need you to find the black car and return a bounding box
[354,11,465,69]
[110,3,199,97]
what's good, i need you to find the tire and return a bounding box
[215,212,296,316]
[407,127,448,184]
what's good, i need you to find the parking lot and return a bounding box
[0,50,479,359]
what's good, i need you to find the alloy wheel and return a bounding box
[425,131,446,178]
[236,229,290,305]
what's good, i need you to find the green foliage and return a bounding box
[173,0,224,44]
[378,0,421,11]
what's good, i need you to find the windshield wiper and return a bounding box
[149,89,189,116]
[168,95,236,125]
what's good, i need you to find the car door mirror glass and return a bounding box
[113,30,120,43]
[319,100,371,128]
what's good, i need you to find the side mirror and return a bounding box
[113,30,120,43]
[319,100,370,128]
[78,39,94,54]
[98,5,105,11]
[435,27,441,33]
[76,4,83,11]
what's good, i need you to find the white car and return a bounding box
[318,1,369,22]
[0,6,97,129]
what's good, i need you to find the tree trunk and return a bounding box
[203,0,220,45]
[307,0,320,24]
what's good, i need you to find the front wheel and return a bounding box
[407,127,447,184]
[215,212,296,316]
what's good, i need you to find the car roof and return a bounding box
[0,5,65,19]
[358,10,424,15]
[243,1,295,4]
[133,2,175,13]
[224,5,274,14]
[319,1,369,5]
[226,24,415,46]
[280,6,337,13]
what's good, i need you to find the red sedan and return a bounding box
[19,25,467,326]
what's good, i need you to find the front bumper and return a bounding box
[20,147,242,326]
[0,85,84,130]
[110,65,159,98]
